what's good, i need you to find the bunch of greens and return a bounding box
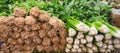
[39,0,111,22]
[0,0,25,16]
[0,0,111,22]
[64,0,111,22]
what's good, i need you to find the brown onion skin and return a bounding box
[47,29,57,38]
[51,36,60,44]
[38,30,46,38]
[42,37,51,46]
[53,45,59,52]
[58,27,67,38]
[59,44,66,51]
[39,11,50,22]
[25,16,36,25]
[60,37,67,45]
[30,7,40,17]
[41,23,52,31]
[36,45,44,52]
[14,17,25,27]
[14,7,26,17]
[44,46,53,53]
[12,32,20,38]
[0,7,67,53]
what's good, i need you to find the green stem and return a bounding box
[65,23,70,29]
[109,29,115,36]
[94,21,102,28]
[100,20,117,32]
[85,21,92,27]
[70,17,80,23]
[66,22,77,30]
[93,22,100,30]
[66,18,78,26]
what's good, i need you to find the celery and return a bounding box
[94,21,109,34]
[66,18,89,32]
[100,20,120,38]
[86,22,98,35]
[66,24,77,37]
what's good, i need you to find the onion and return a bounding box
[14,7,26,17]
[25,16,36,25]
[39,11,50,22]
[30,7,40,17]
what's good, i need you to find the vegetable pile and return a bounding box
[0,0,120,53]
[0,7,67,53]
[65,18,120,53]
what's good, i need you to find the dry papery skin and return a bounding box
[30,7,40,17]
[14,7,26,17]
[39,11,50,22]
[0,7,67,53]
[49,16,65,28]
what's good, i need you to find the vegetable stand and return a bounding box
[0,0,120,53]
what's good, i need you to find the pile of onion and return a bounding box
[0,7,67,53]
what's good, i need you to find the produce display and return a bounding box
[65,18,120,53]
[0,0,120,53]
[3,0,111,22]
[0,7,67,53]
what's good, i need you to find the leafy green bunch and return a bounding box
[0,0,25,16]
[0,0,111,23]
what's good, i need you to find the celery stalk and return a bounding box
[66,18,89,32]
[85,22,98,35]
[100,20,120,38]
[66,24,77,37]
[94,22,109,34]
